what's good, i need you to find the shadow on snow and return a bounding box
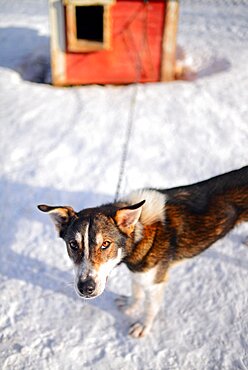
[0,177,247,326]
[0,27,50,83]
[0,26,231,85]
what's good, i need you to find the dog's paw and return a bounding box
[115,296,140,316]
[115,295,130,311]
[128,322,151,338]
[243,237,248,247]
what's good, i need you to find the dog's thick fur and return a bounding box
[38,166,248,337]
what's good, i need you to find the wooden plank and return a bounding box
[49,0,66,86]
[161,0,179,81]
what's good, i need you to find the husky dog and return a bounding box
[38,166,248,337]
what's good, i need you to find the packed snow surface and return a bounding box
[0,1,248,369]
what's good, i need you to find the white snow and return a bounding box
[0,1,248,369]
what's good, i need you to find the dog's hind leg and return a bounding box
[128,282,165,338]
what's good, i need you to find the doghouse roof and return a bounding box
[63,0,115,5]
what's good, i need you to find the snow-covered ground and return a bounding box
[0,1,248,369]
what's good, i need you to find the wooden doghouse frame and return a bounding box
[65,0,112,52]
[49,0,179,85]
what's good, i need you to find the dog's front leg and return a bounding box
[115,279,144,315]
[129,282,165,338]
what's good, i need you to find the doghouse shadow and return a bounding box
[197,57,231,79]
[0,27,51,83]
[0,26,232,85]
[176,45,231,81]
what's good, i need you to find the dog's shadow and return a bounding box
[2,246,129,339]
[2,246,122,313]
[1,177,247,340]
[0,177,129,336]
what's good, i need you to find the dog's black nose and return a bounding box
[77,278,96,296]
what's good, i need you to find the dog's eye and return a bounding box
[69,240,79,251]
[101,241,111,250]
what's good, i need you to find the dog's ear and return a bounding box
[115,200,145,236]
[37,204,77,236]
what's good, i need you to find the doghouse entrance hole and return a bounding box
[76,6,104,43]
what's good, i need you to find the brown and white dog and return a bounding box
[38,166,248,337]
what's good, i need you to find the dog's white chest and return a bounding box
[131,266,158,289]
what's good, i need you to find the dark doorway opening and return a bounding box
[76,6,104,43]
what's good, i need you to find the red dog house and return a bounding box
[49,0,179,86]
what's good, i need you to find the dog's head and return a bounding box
[37,200,145,299]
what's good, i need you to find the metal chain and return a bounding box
[114,4,149,202]
[114,84,138,202]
